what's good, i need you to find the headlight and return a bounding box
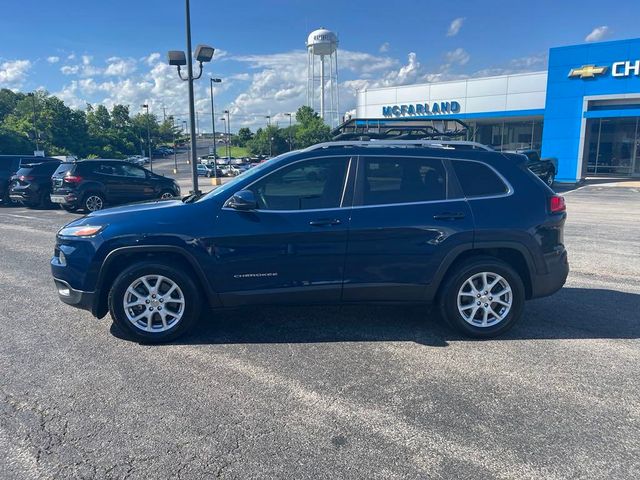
[58,225,106,237]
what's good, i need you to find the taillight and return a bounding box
[19,175,35,181]
[64,175,83,184]
[550,195,566,213]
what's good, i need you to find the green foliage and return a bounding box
[235,127,253,147]
[0,90,180,158]
[0,92,330,159]
[294,105,331,148]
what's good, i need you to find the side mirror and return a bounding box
[227,190,257,211]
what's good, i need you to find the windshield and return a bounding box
[196,151,299,202]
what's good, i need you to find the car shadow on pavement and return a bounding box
[110,287,640,347]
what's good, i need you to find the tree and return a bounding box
[247,125,287,156]
[235,127,253,147]
[294,106,331,148]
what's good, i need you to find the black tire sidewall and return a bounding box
[440,258,525,338]
[108,262,201,343]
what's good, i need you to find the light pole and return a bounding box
[209,77,222,181]
[167,0,215,195]
[141,103,152,171]
[223,110,230,160]
[28,93,40,153]
[170,116,178,174]
[284,112,293,151]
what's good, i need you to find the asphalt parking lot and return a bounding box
[0,183,638,479]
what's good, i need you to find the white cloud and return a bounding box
[144,52,161,66]
[447,17,465,37]
[67,53,76,60]
[81,55,92,65]
[585,26,611,42]
[229,73,250,81]
[61,65,80,75]
[445,48,470,66]
[104,57,137,76]
[379,42,390,53]
[0,59,32,88]
[47,56,60,64]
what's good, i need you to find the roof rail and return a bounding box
[303,139,494,152]
[331,117,470,141]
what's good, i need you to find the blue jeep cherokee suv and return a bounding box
[51,140,568,342]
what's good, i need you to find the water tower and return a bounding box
[307,28,339,127]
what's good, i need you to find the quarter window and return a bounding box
[451,160,508,198]
[248,157,349,210]
[359,157,448,206]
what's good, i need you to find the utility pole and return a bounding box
[284,112,293,151]
[163,105,167,122]
[223,110,230,160]
[209,77,222,182]
[141,103,153,171]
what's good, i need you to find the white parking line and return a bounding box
[2,214,40,220]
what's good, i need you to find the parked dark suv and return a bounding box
[1,155,60,205]
[51,136,569,343]
[9,160,62,208]
[506,149,557,187]
[50,159,180,212]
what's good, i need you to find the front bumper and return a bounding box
[53,278,95,312]
[530,248,569,299]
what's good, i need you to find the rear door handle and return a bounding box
[433,212,466,220]
[309,218,342,226]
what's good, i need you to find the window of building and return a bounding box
[585,117,640,176]
[451,160,508,198]
[249,157,349,210]
[359,157,448,206]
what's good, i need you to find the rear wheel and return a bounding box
[83,193,104,212]
[159,190,174,200]
[108,262,201,343]
[439,256,525,338]
[545,171,555,187]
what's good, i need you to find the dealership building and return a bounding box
[355,38,640,183]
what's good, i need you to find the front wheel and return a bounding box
[159,190,174,200]
[439,257,525,338]
[108,262,201,343]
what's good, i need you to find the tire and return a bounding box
[83,193,105,212]
[439,256,525,338]
[108,262,201,343]
[545,171,555,187]
[159,190,174,200]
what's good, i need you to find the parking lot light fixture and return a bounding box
[167,0,216,195]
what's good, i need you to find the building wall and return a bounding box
[356,72,547,120]
[542,38,640,182]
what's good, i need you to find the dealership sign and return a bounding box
[568,60,640,79]
[382,101,461,117]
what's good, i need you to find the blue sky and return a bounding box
[1,0,639,130]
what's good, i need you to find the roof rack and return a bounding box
[304,139,494,152]
[331,117,470,141]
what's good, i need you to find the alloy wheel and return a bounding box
[85,195,103,211]
[123,275,185,333]
[457,272,513,328]
[160,192,174,199]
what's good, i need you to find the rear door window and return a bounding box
[52,163,75,177]
[357,157,448,206]
[451,160,509,198]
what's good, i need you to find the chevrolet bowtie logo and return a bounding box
[568,65,608,79]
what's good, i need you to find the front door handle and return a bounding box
[433,212,466,220]
[309,218,342,226]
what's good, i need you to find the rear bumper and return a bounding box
[50,193,78,206]
[53,278,95,313]
[530,248,569,299]
[9,188,36,204]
